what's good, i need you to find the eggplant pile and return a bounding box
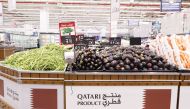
[100,46,177,71]
[73,46,178,71]
[72,49,103,70]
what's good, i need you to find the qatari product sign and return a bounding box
[0,76,20,109]
[0,76,64,109]
[66,86,178,109]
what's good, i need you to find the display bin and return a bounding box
[0,47,14,61]
[178,72,190,109]
[0,63,181,109]
[64,72,180,109]
[0,64,65,109]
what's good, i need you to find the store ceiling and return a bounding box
[0,0,190,31]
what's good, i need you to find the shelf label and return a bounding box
[75,34,85,44]
[109,37,121,45]
[61,35,75,44]
[84,37,95,45]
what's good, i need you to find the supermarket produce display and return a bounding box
[72,46,178,71]
[3,44,69,71]
[153,34,190,70]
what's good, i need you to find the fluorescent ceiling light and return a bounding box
[130,0,135,3]
[169,0,174,4]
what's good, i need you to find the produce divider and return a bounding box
[0,47,14,61]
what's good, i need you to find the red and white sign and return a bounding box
[59,22,76,44]
[0,76,64,109]
[0,76,20,108]
[59,22,76,36]
[66,86,178,109]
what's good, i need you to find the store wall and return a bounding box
[183,9,190,33]
[133,22,152,37]
[161,10,190,35]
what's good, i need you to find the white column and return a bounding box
[111,0,120,37]
[40,9,49,32]
[8,0,16,11]
[0,3,3,25]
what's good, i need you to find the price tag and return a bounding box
[74,44,87,50]
[84,37,95,45]
[109,37,121,45]
[75,34,85,44]
[62,35,75,44]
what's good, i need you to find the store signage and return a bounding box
[74,44,87,50]
[61,35,76,44]
[109,37,121,45]
[59,22,76,44]
[130,37,141,45]
[59,22,76,36]
[161,0,181,12]
[75,34,85,44]
[76,93,121,107]
[66,86,178,109]
[84,37,95,45]
[0,76,20,109]
[0,76,64,109]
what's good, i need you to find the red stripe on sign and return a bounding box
[143,89,171,109]
[31,89,57,109]
[0,79,4,97]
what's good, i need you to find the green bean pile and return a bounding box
[4,44,69,71]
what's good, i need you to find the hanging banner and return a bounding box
[161,0,182,12]
[8,0,16,11]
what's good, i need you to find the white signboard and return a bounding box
[21,84,64,109]
[0,76,20,109]
[179,86,190,109]
[0,76,64,109]
[66,86,178,109]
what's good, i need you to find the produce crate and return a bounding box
[0,63,182,109]
[0,64,65,109]
[64,72,180,109]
